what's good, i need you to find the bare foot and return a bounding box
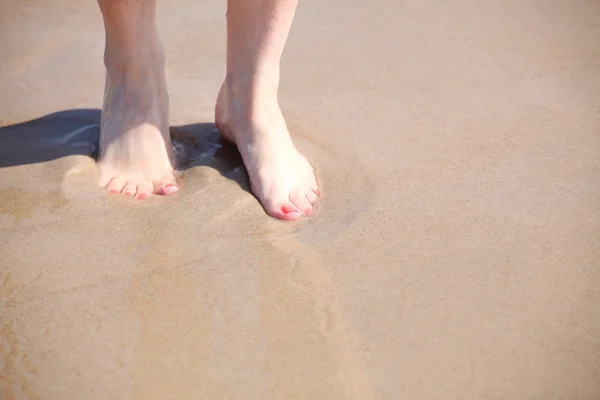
[98,41,178,199]
[215,81,319,220]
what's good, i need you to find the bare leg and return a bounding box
[215,0,320,220]
[97,0,178,199]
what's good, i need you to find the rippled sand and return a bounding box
[1,1,600,399]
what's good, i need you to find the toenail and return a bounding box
[281,205,299,214]
[109,189,118,194]
[160,184,180,195]
[125,192,133,197]
[137,193,149,200]
[304,208,313,216]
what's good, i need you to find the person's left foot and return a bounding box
[215,81,319,220]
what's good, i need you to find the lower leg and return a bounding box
[216,0,319,220]
[97,0,178,199]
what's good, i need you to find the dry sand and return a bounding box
[1,0,600,399]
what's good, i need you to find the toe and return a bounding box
[106,177,127,194]
[98,171,112,188]
[274,204,303,220]
[290,189,313,216]
[305,188,318,204]
[158,183,180,195]
[121,181,138,197]
[310,175,320,197]
[261,194,302,220]
[136,182,153,200]
[156,172,179,195]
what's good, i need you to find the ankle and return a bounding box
[223,72,282,118]
[225,61,281,95]
[103,38,165,85]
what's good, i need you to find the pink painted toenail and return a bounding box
[160,184,180,195]
[281,205,299,214]
[125,192,133,197]
[137,193,149,200]
[109,189,118,194]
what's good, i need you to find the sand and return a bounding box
[1,0,600,399]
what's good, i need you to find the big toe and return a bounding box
[261,193,303,220]
[261,186,318,220]
[156,180,179,196]
[276,204,304,220]
[158,184,180,195]
[151,169,178,195]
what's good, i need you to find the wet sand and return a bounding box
[1,0,600,399]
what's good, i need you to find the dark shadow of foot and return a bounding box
[170,122,250,194]
[0,108,250,194]
[0,109,101,168]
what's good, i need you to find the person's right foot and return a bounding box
[98,39,178,199]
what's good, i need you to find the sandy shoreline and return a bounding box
[2,0,600,399]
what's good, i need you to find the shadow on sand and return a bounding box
[0,108,251,193]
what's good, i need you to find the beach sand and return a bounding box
[1,0,600,399]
